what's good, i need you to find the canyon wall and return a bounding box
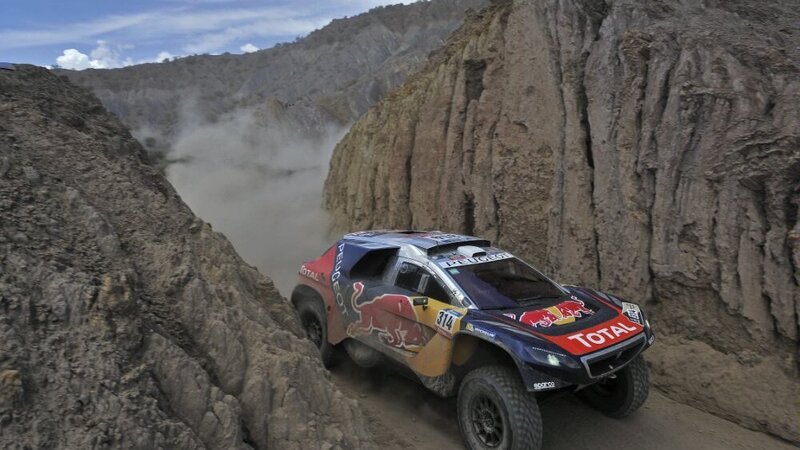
[324,0,800,442]
[0,66,373,449]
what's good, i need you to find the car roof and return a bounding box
[342,230,490,254]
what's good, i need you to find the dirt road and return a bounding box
[330,359,795,450]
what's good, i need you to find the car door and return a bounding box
[393,260,466,342]
[346,276,431,353]
[390,260,472,377]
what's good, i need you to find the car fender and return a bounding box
[457,323,571,393]
[292,279,348,345]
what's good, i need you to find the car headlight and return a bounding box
[526,346,581,369]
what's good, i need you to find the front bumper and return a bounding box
[518,329,652,392]
[579,333,647,379]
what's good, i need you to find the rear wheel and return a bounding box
[295,298,337,367]
[457,366,542,450]
[577,354,649,418]
[343,338,383,368]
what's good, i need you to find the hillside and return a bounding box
[324,0,800,443]
[0,65,373,449]
[60,0,488,155]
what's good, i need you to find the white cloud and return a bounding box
[55,41,127,70]
[155,51,174,62]
[240,43,258,53]
[55,41,177,70]
[128,51,179,65]
[56,49,100,70]
[91,41,129,67]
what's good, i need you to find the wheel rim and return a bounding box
[470,393,504,447]
[301,314,323,348]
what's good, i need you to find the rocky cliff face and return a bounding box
[0,66,372,449]
[325,0,800,442]
[61,0,488,154]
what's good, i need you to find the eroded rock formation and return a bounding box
[0,66,372,449]
[325,0,800,442]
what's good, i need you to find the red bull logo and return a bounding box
[346,282,427,349]
[519,298,594,328]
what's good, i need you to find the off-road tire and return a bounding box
[577,354,649,418]
[343,338,383,368]
[457,366,542,450]
[294,298,337,367]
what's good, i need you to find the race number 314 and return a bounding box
[436,310,457,334]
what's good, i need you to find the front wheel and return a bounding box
[577,354,649,418]
[457,366,542,450]
[294,298,337,367]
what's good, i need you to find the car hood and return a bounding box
[470,287,645,356]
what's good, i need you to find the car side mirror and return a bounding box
[413,297,428,310]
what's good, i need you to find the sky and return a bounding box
[0,0,414,70]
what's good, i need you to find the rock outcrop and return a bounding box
[0,66,373,449]
[325,0,800,442]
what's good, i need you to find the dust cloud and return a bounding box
[164,107,346,296]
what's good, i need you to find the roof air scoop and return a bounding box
[457,245,486,258]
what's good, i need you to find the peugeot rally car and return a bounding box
[291,231,654,450]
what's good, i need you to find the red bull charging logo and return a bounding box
[519,298,594,328]
[346,282,427,349]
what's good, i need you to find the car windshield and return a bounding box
[444,257,565,309]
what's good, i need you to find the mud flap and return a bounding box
[418,371,457,397]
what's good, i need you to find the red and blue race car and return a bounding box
[292,230,654,450]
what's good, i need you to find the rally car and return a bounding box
[291,231,654,450]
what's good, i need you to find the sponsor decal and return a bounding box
[346,282,427,349]
[566,322,639,349]
[422,233,470,242]
[436,309,460,336]
[519,299,594,328]
[502,312,517,320]
[543,314,644,356]
[330,242,347,308]
[466,323,496,339]
[437,252,513,268]
[473,327,496,339]
[299,264,323,282]
[622,302,643,325]
[533,381,556,391]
